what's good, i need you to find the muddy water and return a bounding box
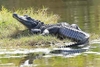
[0,0,100,67]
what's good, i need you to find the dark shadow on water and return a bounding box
[19,45,89,67]
[50,46,89,55]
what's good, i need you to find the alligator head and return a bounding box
[13,13,43,29]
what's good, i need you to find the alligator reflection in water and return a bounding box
[50,47,89,55]
[20,53,45,67]
[19,45,89,67]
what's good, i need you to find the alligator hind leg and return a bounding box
[31,29,41,34]
[71,24,81,31]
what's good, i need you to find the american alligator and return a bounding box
[13,13,90,47]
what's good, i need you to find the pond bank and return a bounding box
[0,7,62,49]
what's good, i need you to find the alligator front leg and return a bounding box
[71,24,81,31]
[31,29,41,34]
[42,26,60,36]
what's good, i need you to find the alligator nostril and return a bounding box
[13,13,17,17]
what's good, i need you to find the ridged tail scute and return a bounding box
[59,27,90,47]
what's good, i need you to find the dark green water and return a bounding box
[0,0,100,67]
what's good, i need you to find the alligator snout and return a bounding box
[13,13,18,18]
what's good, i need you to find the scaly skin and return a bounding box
[13,13,44,30]
[13,13,90,47]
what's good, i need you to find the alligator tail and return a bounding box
[59,27,90,47]
[63,38,89,47]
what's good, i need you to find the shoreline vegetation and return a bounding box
[0,7,98,49]
[0,7,69,49]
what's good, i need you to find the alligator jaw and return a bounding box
[13,13,26,22]
[13,13,38,29]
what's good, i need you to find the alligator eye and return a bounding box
[24,15,28,17]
